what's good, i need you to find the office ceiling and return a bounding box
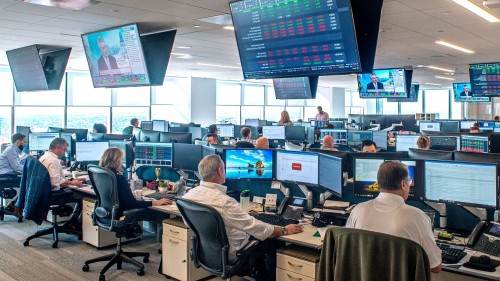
[0,0,499,90]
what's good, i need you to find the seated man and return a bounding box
[346,161,442,273]
[0,133,28,176]
[203,124,223,144]
[183,155,302,280]
[470,126,480,134]
[321,135,338,151]
[206,133,219,145]
[255,136,269,149]
[361,139,377,153]
[122,118,139,135]
[235,127,255,148]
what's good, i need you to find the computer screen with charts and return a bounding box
[424,160,497,207]
[262,126,285,140]
[224,149,274,180]
[318,154,343,197]
[75,141,109,162]
[28,132,59,151]
[429,136,460,151]
[320,129,347,145]
[347,130,373,146]
[419,122,440,132]
[134,142,172,166]
[216,124,235,138]
[276,150,318,185]
[469,63,500,97]
[395,135,420,152]
[460,135,489,153]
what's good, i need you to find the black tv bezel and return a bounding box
[229,0,362,79]
[81,23,151,88]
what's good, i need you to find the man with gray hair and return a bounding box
[183,155,302,280]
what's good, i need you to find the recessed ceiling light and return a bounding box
[193,25,201,28]
[435,41,475,54]
[223,26,234,30]
[197,62,240,69]
[426,65,455,72]
[425,82,442,86]
[435,76,455,81]
[177,46,191,49]
[453,0,500,22]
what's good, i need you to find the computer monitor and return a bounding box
[479,121,495,132]
[59,132,75,158]
[312,120,328,128]
[170,122,182,128]
[273,76,318,99]
[202,146,216,158]
[453,82,490,102]
[307,148,349,173]
[108,140,134,169]
[210,144,236,156]
[320,129,347,145]
[347,130,373,147]
[329,121,345,129]
[460,135,489,153]
[75,141,109,162]
[439,121,460,133]
[141,121,153,131]
[152,120,168,132]
[16,125,31,135]
[285,126,306,142]
[188,126,207,142]
[224,149,274,180]
[103,134,133,141]
[47,126,62,133]
[495,122,500,133]
[244,119,260,128]
[28,132,59,151]
[429,136,459,151]
[424,160,498,208]
[354,157,423,200]
[490,133,500,153]
[372,131,388,150]
[139,130,161,142]
[460,121,477,130]
[61,128,88,141]
[88,133,104,141]
[469,62,500,97]
[419,122,440,132]
[454,151,500,173]
[160,132,192,144]
[276,150,319,185]
[358,68,407,98]
[134,142,172,166]
[216,124,235,138]
[408,148,454,160]
[169,127,189,133]
[262,126,285,140]
[172,143,203,172]
[318,154,343,197]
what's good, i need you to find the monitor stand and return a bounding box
[68,161,80,172]
[424,201,447,229]
[460,205,487,221]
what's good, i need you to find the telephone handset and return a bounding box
[467,221,500,256]
[277,196,290,215]
[466,220,488,247]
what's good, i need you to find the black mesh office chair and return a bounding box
[82,165,149,281]
[176,198,259,280]
[0,174,22,222]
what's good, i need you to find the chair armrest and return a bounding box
[235,240,259,258]
[122,208,145,219]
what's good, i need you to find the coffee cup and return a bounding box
[135,189,143,200]
[72,171,78,179]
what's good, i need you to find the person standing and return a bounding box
[315,106,329,121]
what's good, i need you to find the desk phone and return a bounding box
[468,221,500,256]
[281,197,305,220]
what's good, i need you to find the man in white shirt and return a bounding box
[183,155,302,280]
[346,161,442,273]
[315,106,329,121]
[39,138,84,189]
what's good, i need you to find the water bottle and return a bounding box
[240,190,250,213]
[176,178,187,196]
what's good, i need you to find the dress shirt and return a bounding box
[346,192,442,268]
[0,144,26,174]
[315,112,329,121]
[39,151,65,189]
[182,181,274,263]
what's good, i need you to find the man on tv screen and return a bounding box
[97,37,118,72]
[367,73,384,91]
[460,85,472,97]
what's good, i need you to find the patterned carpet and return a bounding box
[0,215,244,281]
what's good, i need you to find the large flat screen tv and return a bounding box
[82,23,150,88]
[358,68,407,98]
[273,76,318,99]
[453,82,491,102]
[469,62,500,97]
[229,0,361,79]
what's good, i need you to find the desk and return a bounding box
[437,251,500,281]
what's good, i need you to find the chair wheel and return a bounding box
[18,217,22,223]
[82,264,89,272]
[23,240,29,246]
[52,242,58,248]
[143,256,149,263]
[137,269,144,276]
[0,215,4,221]
[117,262,122,270]
[99,274,105,281]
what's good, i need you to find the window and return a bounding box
[15,107,64,132]
[67,107,110,132]
[152,78,190,104]
[15,85,65,106]
[400,91,423,115]
[0,70,13,105]
[0,107,12,143]
[424,90,450,119]
[216,83,241,105]
[112,107,149,133]
[67,72,111,106]
[264,106,284,122]
[242,85,264,105]
[266,86,285,106]
[304,107,318,120]
[285,107,303,122]
[241,106,264,121]
[216,106,240,124]
[450,96,462,119]
[382,99,399,114]
[113,87,150,106]
[151,105,188,124]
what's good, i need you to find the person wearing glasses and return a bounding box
[346,161,442,274]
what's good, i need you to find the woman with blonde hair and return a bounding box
[99,147,171,216]
[278,110,293,126]
[416,135,430,149]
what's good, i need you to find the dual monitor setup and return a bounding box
[419,120,500,133]
[395,134,491,154]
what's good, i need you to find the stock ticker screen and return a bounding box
[230,0,361,79]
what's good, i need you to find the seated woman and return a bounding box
[99,147,171,216]
[278,110,293,126]
[417,135,430,149]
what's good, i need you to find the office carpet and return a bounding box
[0,216,245,281]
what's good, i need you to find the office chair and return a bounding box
[176,198,260,280]
[317,227,431,281]
[19,157,81,248]
[335,144,356,152]
[284,141,304,151]
[82,165,149,281]
[0,174,22,222]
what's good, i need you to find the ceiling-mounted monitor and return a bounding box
[453,82,490,102]
[388,84,420,103]
[273,76,318,99]
[469,62,500,97]
[229,0,361,79]
[358,68,407,98]
[82,23,150,88]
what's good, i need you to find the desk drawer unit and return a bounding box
[277,245,321,281]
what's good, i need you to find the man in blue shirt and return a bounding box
[0,133,28,175]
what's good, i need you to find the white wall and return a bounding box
[190,77,216,126]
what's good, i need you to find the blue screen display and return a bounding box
[453,82,490,102]
[225,149,274,179]
[358,69,407,98]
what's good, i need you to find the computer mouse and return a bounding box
[479,255,491,265]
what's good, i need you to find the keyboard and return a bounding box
[436,242,467,263]
[143,192,176,200]
[251,213,299,227]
